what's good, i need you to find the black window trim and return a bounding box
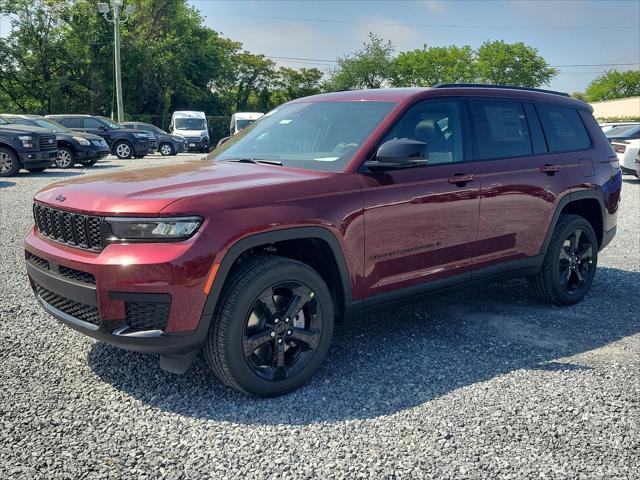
[359,96,474,172]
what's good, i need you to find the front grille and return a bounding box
[39,135,57,151]
[36,285,100,326]
[59,266,96,285]
[185,137,201,143]
[125,301,170,330]
[33,203,103,251]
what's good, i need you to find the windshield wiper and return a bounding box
[227,158,283,166]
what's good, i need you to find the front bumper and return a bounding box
[131,140,151,157]
[185,138,209,151]
[174,141,187,153]
[24,228,217,362]
[75,144,110,162]
[20,149,58,167]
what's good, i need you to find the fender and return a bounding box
[196,226,355,335]
[539,190,606,256]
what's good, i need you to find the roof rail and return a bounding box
[432,83,570,97]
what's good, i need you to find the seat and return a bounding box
[414,119,452,164]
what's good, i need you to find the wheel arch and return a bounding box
[0,142,21,162]
[541,191,606,255]
[201,227,353,325]
[57,140,76,153]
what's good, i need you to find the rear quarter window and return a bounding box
[536,104,591,152]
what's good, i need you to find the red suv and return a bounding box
[25,85,622,396]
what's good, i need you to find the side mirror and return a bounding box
[365,138,428,170]
[99,125,108,131]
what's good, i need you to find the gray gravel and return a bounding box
[1,155,639,479]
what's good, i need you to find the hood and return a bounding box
[34,160,328,216]
[0,124,52,135]
[56,131,105,141]
[174,129,208,138]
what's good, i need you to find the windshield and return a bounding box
[175,118,206,130]
[32,119,69,133]
[235,119,255,131]
[607,125,640,138]
[211,101,397,172]
[0,117,7,125]
[98,117,123,129]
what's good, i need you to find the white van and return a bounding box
[170,111,209,153]
[230,112,263,136]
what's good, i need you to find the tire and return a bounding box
[55,147,75,168]
[26,167,47,173]
[528,214,598,306]
[159,143,174,156]
[0,147,21,177]
[113,140,133,159]
[204,255,334,397]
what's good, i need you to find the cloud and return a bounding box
[417,0,448,14]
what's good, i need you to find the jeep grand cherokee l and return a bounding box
[2,114,109,168]
[1,116,57,176]
[46,115,153,159]
[25,85,621,396]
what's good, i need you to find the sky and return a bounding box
[1,0,638,93]
[189,0,640,93]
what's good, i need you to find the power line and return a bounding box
[213,12,640,30]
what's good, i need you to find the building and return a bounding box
[590,96,640,120]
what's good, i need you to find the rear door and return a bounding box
[358,99,481,298]
[82,117,111,143]
[472,99,570,276]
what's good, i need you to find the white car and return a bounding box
[612,139,640,175]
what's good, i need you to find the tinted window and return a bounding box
[83,117,104,129]
[607,125,640,139]
[383,100,464,164]
[537,105,591,152]
[0,117,8,125]
[471,101,532,159]
[57,117,80,128]
[8,118,35,127]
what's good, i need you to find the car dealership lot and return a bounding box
[1,155,639,478]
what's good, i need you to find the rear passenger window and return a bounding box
[58,118,80,128]
[536,104,591,152]
[83,118,104,129]
[471,101,532,160]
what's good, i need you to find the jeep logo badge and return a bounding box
[55,194,66,202]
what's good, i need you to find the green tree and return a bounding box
[475,40,558,87]
[391,45,477,87]
[325,33,395,91]
[584,69,640,101]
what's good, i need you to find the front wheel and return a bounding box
[55,147,75,168]
[0,148,21,177]
[159,143,174,156]
[204,256,334,397]
[528,214,598,306]
[113,141,133,159]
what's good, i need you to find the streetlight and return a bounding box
[97,1,136,122]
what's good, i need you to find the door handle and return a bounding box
[448,174,474,186]
[540,164,560,175]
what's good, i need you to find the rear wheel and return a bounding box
[528,214,598,306]
[0,148,20,177]
[55,147,75,168]
[159,143,174,156]
[204,256,334,397]
[113,141,133,159]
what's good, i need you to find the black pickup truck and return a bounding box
[0,117,58,177]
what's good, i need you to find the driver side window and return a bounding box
[383,100,464,165]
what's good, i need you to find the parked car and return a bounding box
[611,138,640,175]
[46,115,153,159]
[635,151,640,178]
[599,122,638,133]
[0,116,57,176]
[605,124,640,143]
[2,114,109,169]
[121,121,187,156]
[25,85,621,396]
[170,111,209,153]
[230,112,264,136]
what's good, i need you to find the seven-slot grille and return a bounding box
[39,135,57,151]
[33,203,103,251]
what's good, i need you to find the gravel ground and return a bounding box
[1,155,639,479]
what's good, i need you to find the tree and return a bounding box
[584,70,640,102]
[325,33,395,91]
[475,40,558,87]
[275,67,323,102]
[391,45,476,87]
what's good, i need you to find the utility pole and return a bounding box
[97,1,135,123]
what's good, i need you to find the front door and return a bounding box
[357,99,480,298]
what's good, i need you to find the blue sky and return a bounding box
[190,0,640,93]
[1,0,638,93]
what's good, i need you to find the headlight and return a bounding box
[73,136,91,146]
[104,216,203,242]
[18,135,34,148]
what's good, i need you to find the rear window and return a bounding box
[536,105,591,152]
[470,100,532,160]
